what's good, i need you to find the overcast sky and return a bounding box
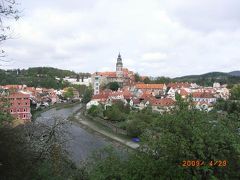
[2,0,240,77]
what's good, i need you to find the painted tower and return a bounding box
[116,53,123,78]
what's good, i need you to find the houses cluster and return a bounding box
[87,81,230,113]
[0,85,81,122]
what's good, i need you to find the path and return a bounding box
[74,112,140,149]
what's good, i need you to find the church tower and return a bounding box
[116,53,123,78]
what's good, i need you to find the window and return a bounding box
[10,109,13,112]
[24,109,26,112]
[25,102,28,105]
[23,114,26,118]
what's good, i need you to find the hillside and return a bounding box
[0,67,89,89]
[229,71,240,77]
[173,71,240,86]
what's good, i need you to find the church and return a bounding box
[92,53,135,95]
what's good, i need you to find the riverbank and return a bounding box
[31,101,81,121]
[71,109,140,150]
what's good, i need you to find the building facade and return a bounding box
[92,54,134,95]
[7,92,32,121]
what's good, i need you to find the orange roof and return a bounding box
[136,83,165,89]
[179,89,189,96]
[92,94,108,100]
[167,82,190,89]
[96,72,116,77]
[8,92,30,98]
[150,98,175,107]
[192,92,214,98]
[3,85,23,90]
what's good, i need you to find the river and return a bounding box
[35,103,124,164]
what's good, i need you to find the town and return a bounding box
[0,54,230,123]
[1,0,240,179]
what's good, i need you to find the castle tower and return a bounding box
[116,53,123,78]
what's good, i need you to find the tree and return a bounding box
[71,84,87,96]
[82,87,93,104]
[134,73,141,82]
[143,77,151,84]
[0,0,20,63]
[0,93,13,127]
[87,105,104,117]
[104,105,125,122]
[88,101,240,179]
[103,82,120,91]
[230,84,240,100]
[63,87,74,99]
[0,116,85,179]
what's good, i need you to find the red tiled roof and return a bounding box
[92,93,108,100]
[167,82,191,89]
[8,92,30,98]
[136,83,166,89]
[96,72,116,77]
[192,92,214,98]
[179,89,189,96]
[150,98,175,107]
[3,85,23,90]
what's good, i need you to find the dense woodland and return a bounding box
[135,71,240,87]
[0,67,91,89]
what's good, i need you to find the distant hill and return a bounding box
[228,71,240,77]
[173,71,240,86]
[0,67,90,89]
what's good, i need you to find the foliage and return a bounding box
[87,105,104,117]
[0,0,20,61]
[143,77,151,84]
[148,76,172,84]
[0,117,86,180]
[104,104,126,122]
[0,67,91,89]
[230,84,240,100]
[82,87,93,104]
[88,100,240,179]
[104,82,120,91]
[0,95,13,127]
[134,73,141,82]
[63,87,74,99]
[71,84,87,96]
[174,72,240,86]
[88,147,125,180]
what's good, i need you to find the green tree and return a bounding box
[230,84,240,100]
[134,73,141,82]
[103,82,120,91]
[63,87,74,99]
[87,105,104,117]
[82,87,93,104]
[104,105,125,122]
[89,101,240,179]
[143,77,151,84]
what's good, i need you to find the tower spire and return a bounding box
[116,52,123,78]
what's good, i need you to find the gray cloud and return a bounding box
[1,0,240,77]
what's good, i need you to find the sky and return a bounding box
[1,0,240,77]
